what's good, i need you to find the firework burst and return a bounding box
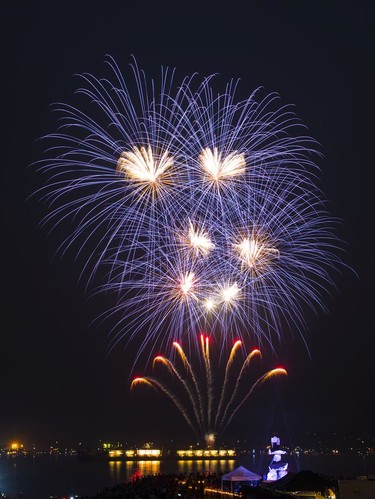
[131,335,287,446]
[35,55,344,360]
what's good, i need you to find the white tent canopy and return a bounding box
[221,466,262,491]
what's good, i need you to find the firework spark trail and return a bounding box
[219,348,262,429]
[199,334,212,432]
[153,355,203,429]
[173,341,204,427]
[35,55,347,359]
[214,339,242,429]
[130,376,200,440]
[219,368,288,436]
[204,335,214,432]
[132,338,287,445]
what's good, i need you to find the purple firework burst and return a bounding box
[34,55,345,362]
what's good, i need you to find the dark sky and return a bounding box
[2,2,373,450]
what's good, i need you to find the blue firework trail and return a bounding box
[35,55,344,363]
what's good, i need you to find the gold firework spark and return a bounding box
[117,145,174,199]
[198,147,246,187]
[131,337,287,446]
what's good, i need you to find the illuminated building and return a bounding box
[176,449,236,459]
[6,442,26,456]
[108,447,162,459]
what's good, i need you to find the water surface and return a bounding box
[0,453,374,499]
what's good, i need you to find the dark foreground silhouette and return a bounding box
[77,470,314,499]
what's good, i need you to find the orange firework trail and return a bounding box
[214,339,242,429]
[131,336,287,445]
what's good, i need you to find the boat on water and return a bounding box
[266,435,289,481]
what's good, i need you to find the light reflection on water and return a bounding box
[177,459,236,475]
[108,459,236,483]
[105,454,375,483]
[108,459,162,482]
[0,454,374,499]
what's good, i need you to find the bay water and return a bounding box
[0,453,374,499]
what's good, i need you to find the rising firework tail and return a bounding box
[131,337,287,446]
[33,55,346,361]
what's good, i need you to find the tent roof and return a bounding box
[221,465,262,481]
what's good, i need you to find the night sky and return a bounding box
[2,2,373,450]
